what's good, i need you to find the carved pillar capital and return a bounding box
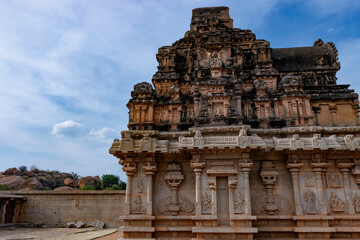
[337,162,354,172]
[122,158,137,176]
[239,162,253,172]
[143,162,157,175]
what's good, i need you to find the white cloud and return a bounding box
[51,120,86,137]
[302,0,360,16]
[89,127,117,140]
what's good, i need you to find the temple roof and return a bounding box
[124,6,359,131]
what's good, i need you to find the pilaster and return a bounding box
[191,154,205,216]
[287,154,304,216]
[310,154,329,215]
[143,158,157,216]
[337,162,355,214]
[239,154,253,216]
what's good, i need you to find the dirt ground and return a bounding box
[0,227,119,240]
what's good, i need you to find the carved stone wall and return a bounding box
[110,6,360,240]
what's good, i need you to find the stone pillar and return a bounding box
[239,162,253,215]
[191,158,205,216]
[0,200,8,224]
[123,160,137,215]
[329,105,337,126]
[311,160,329,215]
[287,162,304,216]
[12,200,21,223]
[143,162,157,216]
[337,162,355,214]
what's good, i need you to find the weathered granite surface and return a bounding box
[110,6,360,240]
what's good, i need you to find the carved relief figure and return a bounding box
[329,192,345,212]
[133,196,146,214]
[305,173,315,187]
[234,191,244,214]
[201,192,212,213]
[328,174,341,188]
[136,180,144,193]
[304,189,317,214]
[353,193,360,212]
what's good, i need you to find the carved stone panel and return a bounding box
[329,192,345,212]
[303,189,317,215]
[304,173,315,187]
[234,190,244,214]
[327,173,342,188]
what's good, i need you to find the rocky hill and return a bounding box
[0,167,102,191]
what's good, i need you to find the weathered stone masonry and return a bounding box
[110,6,360,239]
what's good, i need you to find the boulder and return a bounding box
[26,177,43,190]
[3,167,19,175]
[0,175,24,189]
[94,175,103,185]
[54,186,76,191]
[64,178,78,188]
[78,176,96,189]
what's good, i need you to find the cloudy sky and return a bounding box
[0,0,360,181]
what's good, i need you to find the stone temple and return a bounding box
[110,6,360,240]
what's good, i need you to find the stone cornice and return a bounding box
[110,126,360,158]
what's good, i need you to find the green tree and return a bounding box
[118,180,126,190]
[101,174,120,188]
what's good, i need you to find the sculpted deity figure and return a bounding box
[329,192,345,212]
[330,192,344,206]
[234,191,244,214]
[304,190,316,214]
[210,53,223,68]
[353,193,360,212]
[305,173,315,187]
[136,180,144,193]
[201,193,212,212]
[134,196,146,214]
[328,174,341,187]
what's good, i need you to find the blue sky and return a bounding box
[0,0,360,181]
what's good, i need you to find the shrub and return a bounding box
[40,187,52,190]
[30,165,38,171]
[81,185,95,190]
[105,184,121,190]
[70,172,80,181]
[0,184,12,190]
[18,166,27,174]
[102,174,120,188]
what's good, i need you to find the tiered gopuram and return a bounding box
[110,6,360,239]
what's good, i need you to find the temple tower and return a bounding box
[111,6,360,240]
